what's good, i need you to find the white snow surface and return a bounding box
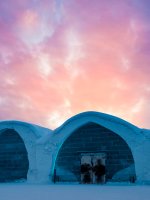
[0,183,150,200]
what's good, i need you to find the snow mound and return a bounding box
[56,167,78,182]
[112,165,136,182]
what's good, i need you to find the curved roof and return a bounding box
[54,111,139,134]
[141,129,150,139]
[0,120,52,138]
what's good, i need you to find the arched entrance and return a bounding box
[0,129,29,182]
[54,122,136,183]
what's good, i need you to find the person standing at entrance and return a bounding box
[93,159,106,183]
[80,163,92,184]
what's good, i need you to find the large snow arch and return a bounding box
[49,111,146,183]
[0,121,41,183]
[0,129,29,182]
[55,122,136,182]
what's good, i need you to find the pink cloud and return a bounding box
[0,0,150,129]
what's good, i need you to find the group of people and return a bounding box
[81,159,106,184]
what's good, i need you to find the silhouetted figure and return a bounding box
[129,176,136,183]
[81,163,91,184]
[93,159,106,183]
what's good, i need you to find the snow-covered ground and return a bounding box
[0,183,150,200]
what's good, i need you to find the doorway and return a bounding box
[80,153,106,184]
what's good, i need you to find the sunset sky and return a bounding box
[0,0,150,129]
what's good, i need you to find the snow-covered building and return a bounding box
[0,111,150,184]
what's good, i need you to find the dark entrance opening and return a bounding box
[55,122,136,183]
[0,129,29,182]
[81,153,106,184]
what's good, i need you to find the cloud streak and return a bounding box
[0,0,150,129]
